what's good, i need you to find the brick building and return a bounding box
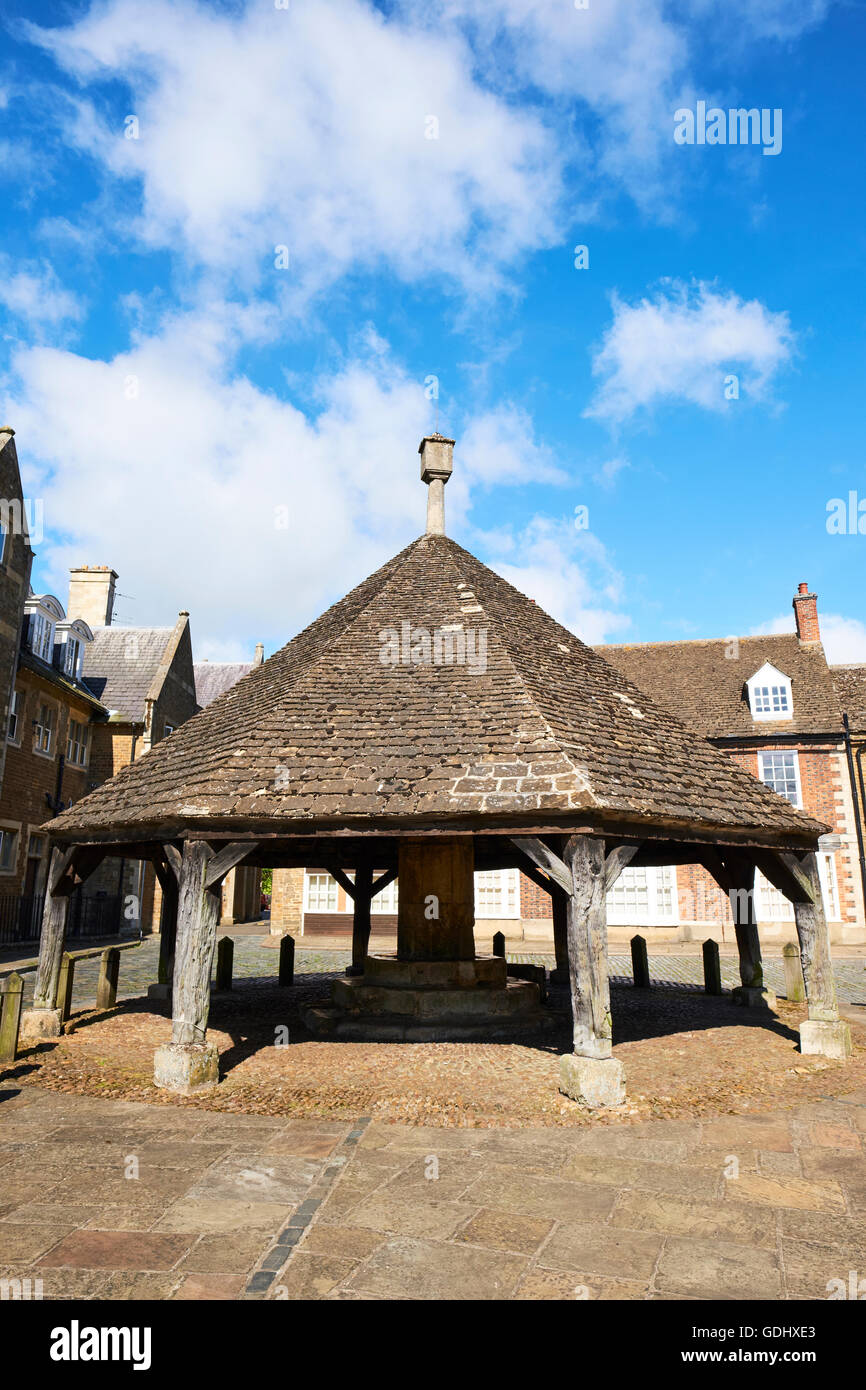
[831,661,866,922]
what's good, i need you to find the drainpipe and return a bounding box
[842,713,866,929]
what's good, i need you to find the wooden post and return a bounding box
[153,840,223,1091]
[351,863,373,975]
[702,939,722,995]
[0,973,24,1063]
[630,934,650,988]
[726,856,775,1008]
[157,869,179,988]
[782,941,805,1002]
[492,930,505,958]
[793,852,851,1057]
[279,933,295,986]
[551,892,568,984]
[96,947,120,1010]
[57,953,75,1024]
[397,837,474,961]
[32,849,73,1012]
[216,937,234,991]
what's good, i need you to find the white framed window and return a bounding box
[33,703,55,756]
[7,688,21,744]
[304,872,338,913]
[29,612,54,662]
[754,870,795,921]
[64,636,82,678]
[817,852,841,921]
[758,749,802,807]
[0,826,19,874]
[747,662,793,722]
[606,866,679,925]
[164,723,176,737]
[474,869,520,919]
[66,718,90,767]
[371,876,399,914]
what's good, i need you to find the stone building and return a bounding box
[831,661,866,923]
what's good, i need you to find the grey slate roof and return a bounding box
[46,534,827,844]
[832,664,866,733]
[195,662,252,709]
[82,627,173,721]
[596,634,842,740]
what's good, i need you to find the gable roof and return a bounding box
[832,664,866,733]
[82,627,173,721]
[194,662,252,709]
[596,634,841,740]
[46,535,826,846]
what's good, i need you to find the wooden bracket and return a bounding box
[371,866,398,897]
[603,842,641,892]
[752,849,817,906]
[204,841,259,891]
[163,844,183,881]
[511,837,572,896]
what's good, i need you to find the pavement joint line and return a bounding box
[243,1115,372,1298]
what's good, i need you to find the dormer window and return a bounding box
[746,662,793,722]
[54,617,93,682]
[24,594,64,666]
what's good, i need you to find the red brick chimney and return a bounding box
[793,581,820,643]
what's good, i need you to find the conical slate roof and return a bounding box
[46,533,826,844]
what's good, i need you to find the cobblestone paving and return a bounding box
[6,937,863,1010]
[2,1080,864,1301]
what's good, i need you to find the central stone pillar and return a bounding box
[397,837,475,961]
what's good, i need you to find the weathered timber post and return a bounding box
[96,947,120,1010]
[21,845,103,1040]
[793,852,851,1058]
[492,931,505,959]
[702,939,722,995]
[0,973,24,1063]
[630,934,650,989]
[559,834,624,1107]
[57,953,75,1025]
[726,856,775,1009]
[278,933,295,986]
[216,937,234,991]
[149,862,179,1000]
[153,840,222,1091]
[549,891,569,986]
[782,941,805,1002]
[350,864,373,976]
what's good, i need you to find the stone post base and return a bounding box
[154,1042,219,1092]
[147,983,171,1001]
[19,1007,63,1040]
[559,1054,625,1108]
[799,1018,852,1060]
[732,985,777,1010]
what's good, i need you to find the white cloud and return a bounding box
[458,404,567,488]
[0,257,84,331]
[5,310,621,655]
[28,0,560,295]
[486,515,630,644]
[752,612,866,665]
[585,280,795,424]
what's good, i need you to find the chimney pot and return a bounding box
[254,642,264,667]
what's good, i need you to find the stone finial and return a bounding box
[419,434,454,536]
[0,426,15,436]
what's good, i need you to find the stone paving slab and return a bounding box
[2,1078,865,1300]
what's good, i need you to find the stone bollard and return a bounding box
[216,937,234,991]
[0,973,24,1063]
[492,931,506,959]
[783,942,806,1002]
[96,947,120,1010]
[278,933,295,987]
[57,953,75,1025]
[702,939,722,995]
[630,934,650,989]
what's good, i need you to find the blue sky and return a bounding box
[1,0,864,663]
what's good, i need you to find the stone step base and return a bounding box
[331,976,541,1019]
[303,1005,555,1042]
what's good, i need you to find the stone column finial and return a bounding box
[419,434,454,536]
